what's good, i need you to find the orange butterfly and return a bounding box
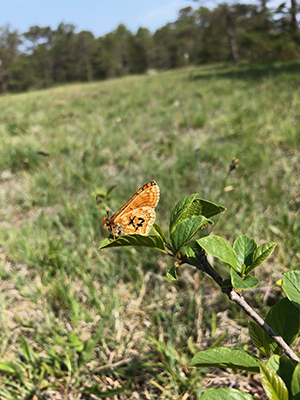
[102,181,160,239]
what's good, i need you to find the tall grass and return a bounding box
[0,60,299,398]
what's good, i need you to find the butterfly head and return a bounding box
[102,208,112,231]
[102,214,118,239]
[102,217,111,229]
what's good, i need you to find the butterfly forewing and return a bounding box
[111,181,159,220]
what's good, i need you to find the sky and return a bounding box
[1,0,197,37]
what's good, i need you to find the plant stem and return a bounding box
[184,251,300,362]
[228,290,300,362]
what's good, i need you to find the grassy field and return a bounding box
[0,60,300,399]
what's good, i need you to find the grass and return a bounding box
[0,60,300,399]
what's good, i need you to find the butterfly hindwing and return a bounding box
[118,207,156,235]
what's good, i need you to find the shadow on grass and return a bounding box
[191,60,300,82]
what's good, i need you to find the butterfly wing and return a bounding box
[106,181,160,237]
[111,181,159,220]
[117,207,156,235]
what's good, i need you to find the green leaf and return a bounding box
[222,278,232,288]
[265,297,300,352]
[169,195,225,237]
[197,235,238,271]
[231,269,260,290]
[152,223,168,243]
[99,234,166,252]
[291,362,300,400]
[248,321,271,357]
[80,326,103,365]
[95,185,117,200]
[247,242,277,273]
[193,198,226,218]
[190,347,262,373]
[233,235,257,274]
[50,329,81,347]
[184,241,202,266]
[267,355,296,399]
[0,389,17,400]
[167,265,177,280]
[69,331,84,352]
[260,364,289,400]
[0,361,18,374]
[170,193,198,234]
[201,388,254,399]
[106,185,117,196]
[19,336,35,364]
[282,271,300,310]
[171,215,212,254]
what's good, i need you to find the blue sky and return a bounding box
[1,0,194,37]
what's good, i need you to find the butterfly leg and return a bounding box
[112,222,124,239]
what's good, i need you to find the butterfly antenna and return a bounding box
[95,195,112,217]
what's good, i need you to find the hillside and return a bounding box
[0,61,299,399]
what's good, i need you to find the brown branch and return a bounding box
[194,249,223,286]
[185,251,300,362]
[229,290,300,362]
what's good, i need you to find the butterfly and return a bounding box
[102,181,160,239]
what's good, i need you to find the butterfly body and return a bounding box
[102,181,159,239]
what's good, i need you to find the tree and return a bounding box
[91,36,113,79]
[194,6,233,63]
[51,23,77,83]
[112,24,132,75]
[23,25,54,87]
[290,0,299,31]
[7,54,37,92]
[73,31,95,81]
[274,0,299,32]
[0,25,22,92]
[174,7,199,64]
[92,24,132,79]
[128,27,154,73]
[23,25,53,51]
[153,25,181,69]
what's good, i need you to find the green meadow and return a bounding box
[0,61,300,398]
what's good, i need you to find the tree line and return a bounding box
[0,2,299,93]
